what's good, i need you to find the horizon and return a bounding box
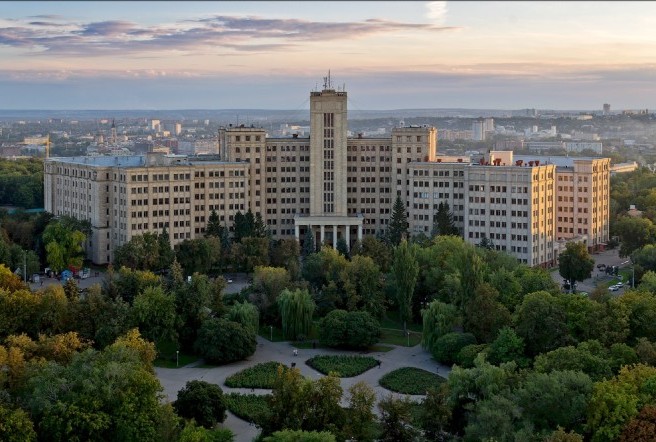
[1,1,655,110]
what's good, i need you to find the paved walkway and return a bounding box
[156,336,448,442]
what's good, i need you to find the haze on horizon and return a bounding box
[0,1,654,111]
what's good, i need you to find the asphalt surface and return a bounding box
[156,337,448,442]
[550,247,631,294]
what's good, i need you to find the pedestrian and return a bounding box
[291,362,296,368]
[40,280,43,287]
[378,360,381,369]
[293,349,298,357]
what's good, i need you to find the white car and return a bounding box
[609,285,619,292]
[615,282,623,288]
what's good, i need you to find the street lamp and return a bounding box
[176,350,179,367]
[270,325,273,342]
[407,331,410,347]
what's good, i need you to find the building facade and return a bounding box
[44,84,610,266]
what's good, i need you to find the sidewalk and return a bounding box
[156,336,447,442]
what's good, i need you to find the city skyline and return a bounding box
[1,1,655,110]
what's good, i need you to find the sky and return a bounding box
[0,1,655,110]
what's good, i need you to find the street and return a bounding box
[551,247,630,294]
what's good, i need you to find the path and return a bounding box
[156,336,447,442]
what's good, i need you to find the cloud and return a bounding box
[426,1,448,25]
[0,14,459,57]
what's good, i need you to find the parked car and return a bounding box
[616,282,623,288]
[609,285,619,292]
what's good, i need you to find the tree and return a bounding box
[278,289,315,341]
[336,237,349,258]
[131,286,178,346]
[533,341,612,381]
[432,201,459,237]
[558,242,594,293]
[432,332,477,365]
[173,380,227,429]
[514,291,569,356]
[419,384,452,441]
[614,216,656,257]
[226,301,259,335]
[263,430,336,442]
[231,237,270,272]
[318,310,380,349]
[205,210,223,238]
[464,283,511,342]
[487,327,527,367]
[157,228,174,270]
[339,255,385,317]
[355,236,392,272]
[620,405,656,442]
[194,318,256,364]
[0,405,36,442]
[42,219,86,272]
[250,266,292,321]
[175,237,222,276]
[270,239,300,280]
[421,300,459,352]
[302,229,316,256]
[387,195,408,246]
[378,395,419,442]
[478,236,495,250]
[344,382,376,442]
[114,232,163,271]
[391,240,419,333]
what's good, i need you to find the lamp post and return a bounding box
[270,325,273,342]
[407,331,410,347]
[176,350,179,367]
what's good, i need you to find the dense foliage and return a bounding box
[379,367,445,395]
[318,309,380,349]
[173,380,227,429]
[194,318,257,364]
[224,362,286,389]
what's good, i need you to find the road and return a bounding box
[550,247,631,294]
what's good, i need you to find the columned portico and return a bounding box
[294,214,364,251]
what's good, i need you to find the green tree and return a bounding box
[615,216,656,258]
[278,288,315,341]
[336,237,349,258]
[558,242,594,292]
[387,195,408,246]
[340,255,384,317]
[487,327,527,366]
[194,318,256,364]
[270,239,300,280]
[378,395,419,442]
[157,228,175,270]
[514,291,569,356]
[432,332,477,365]
[302,229,316,256]
[318,310,380,349]
[432,201,458,237]
[344,381,376,442]
[419,384,452,441]
[391,240,419,333]
[42,219,86,272]
[173,380,227,429]
[114,232,162,271]
[421,300,459,352]
[131,286,178,346]
[355,236,392,272]
[205,210,223,238]
[263,430,336,442]
[464,283,512,342]
[533,341,612,381]
[225,301,259,335]
[175,237,222,276]
[0,405,36,442]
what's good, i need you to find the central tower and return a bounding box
[295,73,363,250]
[309,74,348,216]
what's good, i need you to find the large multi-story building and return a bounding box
[44,82,610,267]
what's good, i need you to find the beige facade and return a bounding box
[45,85,609,267]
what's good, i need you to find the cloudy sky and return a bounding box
[0,1,655,110]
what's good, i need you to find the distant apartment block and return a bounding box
[565,141,603,154]
[45,83,610,267]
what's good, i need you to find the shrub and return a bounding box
[306,355,379,377]
[226,301,260,334]
[225,362,286,389]
[432,332,476,365]
[173,380,227,429]
[456,344,488,368]
[263,429,336,442]
[224,393,271,427]
[194,318,256,364]
[318,310,380,349]
[379,367,445,395]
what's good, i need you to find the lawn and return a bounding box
[306,355,379,377]
[379,310,423,333]
[225,361,287,389]
[224,393,271,427]
[379,367,445,395]
[258,322,320,343]
[379,328,422,347]
[153,340,198,368]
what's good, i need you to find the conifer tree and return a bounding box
[387,195,408,246]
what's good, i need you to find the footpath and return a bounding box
[156,336,449,442]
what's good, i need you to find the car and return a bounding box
[616,282,623,288]
[227,279,233,283]
[609,285,619,292]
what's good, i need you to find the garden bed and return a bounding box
[224,393,271,426]
[306,355,379,377]
[379,367,445,395]
[224,361,287,389]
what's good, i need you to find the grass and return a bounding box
[379,311,423,333]
[224,393,271,426]
[379,367,445,395]
[306,355,379,377]
[225,362,287,389]
[153,340,198,368]
[379,328,422,347]
[258,322,320,343]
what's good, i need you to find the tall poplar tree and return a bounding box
[391,240,419,333]
[387,195,408,246]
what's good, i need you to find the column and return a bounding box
[320,225,325,245]
[357,224,363,242]
[332,225,337,249]
[345,226,350,250]
[294,224,300,241]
